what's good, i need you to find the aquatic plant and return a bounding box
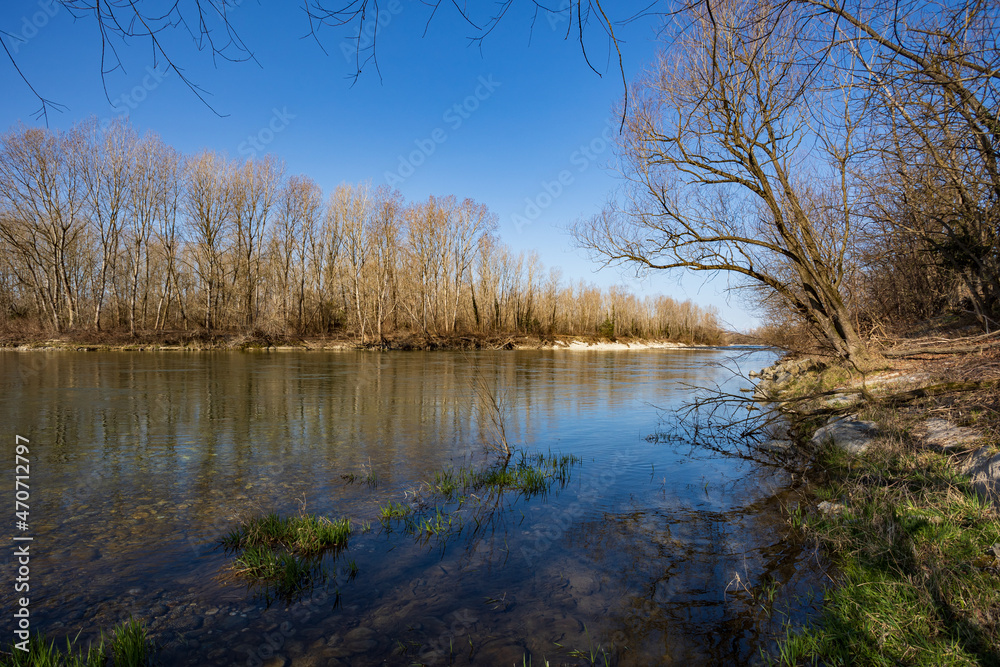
[340,460,381,488]
[111,618,153,666]
[432,451,582,500]
[221,511,351,598]
[377,500,414,526]
[472,367,513,465]
[0,618,154,667]
[221,512,351,556]
[417,506,457,536]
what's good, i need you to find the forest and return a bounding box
[0,119,724,346]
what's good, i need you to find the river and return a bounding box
[0,347,821,665]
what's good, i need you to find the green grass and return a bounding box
[0,618,153,667]
[221,511,351,597]
[431,451,582,500]
[111,618,153,666]
[773,422,1000,666]
[375,451,583,543]
[221,512,351,556]
[417,506,458,536]
[377,500,414,526]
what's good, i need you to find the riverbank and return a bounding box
[757,340,1000,664]
[0,329,716,352]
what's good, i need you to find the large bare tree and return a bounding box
[574,0,867,360]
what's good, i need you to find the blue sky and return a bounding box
[0,1,755,330]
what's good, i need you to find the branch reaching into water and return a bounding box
[468,356,513,467]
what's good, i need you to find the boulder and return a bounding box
[917,419,982,452]
[809,416,878,455]
[820,393,863,410]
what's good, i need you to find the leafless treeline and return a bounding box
[0,119,723,344]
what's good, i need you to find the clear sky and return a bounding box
[0,1,756,331]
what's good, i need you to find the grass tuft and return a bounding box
[221,511,351,598]
[0,618,153,667]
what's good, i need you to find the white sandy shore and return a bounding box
[526,339,692,351]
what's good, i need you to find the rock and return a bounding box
[958,447,1000,503]
[171,615,203,632]
[917,419,982,452]
[820,393,863,410]
[342,626,377,653]
[810,416,877,455]
[759,439,794,455]
[817,501,847,516]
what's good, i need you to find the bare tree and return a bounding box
[125,131,173,336]
[574,0,866,360]
[335,183,373,342]
[274,175,323,331]
[153,147,185,331]
[77,117,133,330]
[230,157,282,330]
[0,125,86,331]
[184,151,234,330]
[802,0,1000,330]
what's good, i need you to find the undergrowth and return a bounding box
[774,408,1000,666]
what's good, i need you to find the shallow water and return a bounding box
[0,348,821,665]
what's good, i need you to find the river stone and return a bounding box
[342,626,378,653]
[810,416,877,455]
[171,615,203,632]
[476,638,526,665]
[958,447,1000,503]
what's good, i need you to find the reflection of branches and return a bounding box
[653,354,798,468]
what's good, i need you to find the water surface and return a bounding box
[0,348,820,665]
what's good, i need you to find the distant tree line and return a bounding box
[0,119,724,345]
